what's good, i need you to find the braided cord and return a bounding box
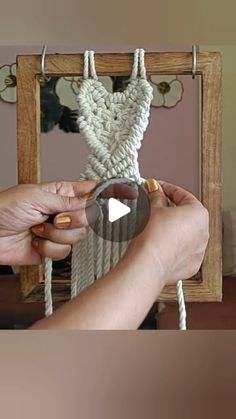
[44,257,53,317]
[177,280,187,330]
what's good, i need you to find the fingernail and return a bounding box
[32,224,44,234]
[55,215,71,227]
[145,178,159,193]
[81,192,94,200]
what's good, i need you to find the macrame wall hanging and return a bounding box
[44,48,187,330]
[16,49,222,315]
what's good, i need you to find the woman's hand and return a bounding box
[0,180,99,265]
[30,179,210,330]
[126,180,209,292]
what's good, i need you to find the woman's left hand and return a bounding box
[0,180,99,265]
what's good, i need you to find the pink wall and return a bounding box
[0,46,199,196]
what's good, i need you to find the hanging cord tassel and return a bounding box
[177,280,187,330]
[44,257,53,317]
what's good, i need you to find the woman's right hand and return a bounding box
[126,180,209,291]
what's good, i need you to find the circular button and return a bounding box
[85,178,150,242]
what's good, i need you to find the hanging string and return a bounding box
[177,280,187,330]
[44,257,53,317]
[83,50,98,79]
[131,48,146,80]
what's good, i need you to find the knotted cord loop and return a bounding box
[131,48,147,80]
[83,50,98,80]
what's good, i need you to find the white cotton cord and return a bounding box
[130,49,139,80]
[103,225,112,275]
[86,228,96,286]
[72,201,103,292]
[138,48,146,79]
[71,241,82,298]
[95,215,104,280]
[83,50,98,80]
[89,51,98,80]
[177,280,187,330]
[44,257,53,317]
[131,48,146,80]
[83,50,89,79]
[110,217,121,269]
[75,239,89,294]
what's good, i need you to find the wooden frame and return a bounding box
[16,51,223,303]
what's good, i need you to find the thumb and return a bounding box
[158,181,199,206]
[144,178,170,208]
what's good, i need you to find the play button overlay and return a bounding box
[86,178,151,242]
[108,198,131,222]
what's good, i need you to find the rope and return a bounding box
[71,242,80,298]
[95,211,104,280]
[110,217,121,269]
[131,48,146,80]
[83,50,98,80]
[43,48,187,331]
[44,257,53,317]
[103,218,112,275]
[177,280,187,330]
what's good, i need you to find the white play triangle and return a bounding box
[108,198,131,222]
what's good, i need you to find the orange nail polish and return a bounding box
[55,216,71,227]
[145,178,159,193]
[32,224,44,234]
[81,192,94,200]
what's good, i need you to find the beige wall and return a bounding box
[202,46,236,210]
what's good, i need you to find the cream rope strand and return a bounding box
[44,257,53,317]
